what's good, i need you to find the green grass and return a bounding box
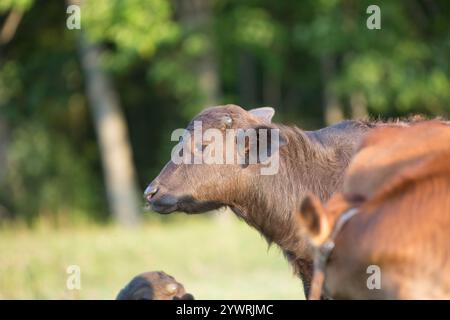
[0,213,305,299]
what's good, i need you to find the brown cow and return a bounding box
[296,121,450,299]
[145,104,411,297]
[116,271,194,300]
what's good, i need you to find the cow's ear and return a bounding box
[237,125,286,168]
[248,107,275,123]
[255,125,287,156]
[296,194,330,246]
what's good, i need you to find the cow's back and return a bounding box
[325,122,450,299]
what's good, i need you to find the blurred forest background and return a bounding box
[0,0,449,299]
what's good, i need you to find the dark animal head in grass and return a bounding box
[116,271,194,300]
[145,104,286,216]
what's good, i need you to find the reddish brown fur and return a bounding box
[297,121,450,299]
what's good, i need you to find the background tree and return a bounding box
[0,0,449,225]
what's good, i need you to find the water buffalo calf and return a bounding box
[145,104,385,296]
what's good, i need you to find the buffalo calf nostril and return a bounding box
[145,186,159,200]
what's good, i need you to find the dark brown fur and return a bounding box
[116,271,194,300]
[146,104,416,296]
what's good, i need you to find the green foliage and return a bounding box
[0,0,33,12]
[4,122,104,224]
[81,0,179,72]
[327,0,450,115]
[0,0,449,223]
[0,61,21,107]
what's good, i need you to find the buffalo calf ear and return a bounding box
[248,107,275,123]
[297,194,329,246]
[236,124,286,167]
[277,131,287,148]
[255,125,287,158]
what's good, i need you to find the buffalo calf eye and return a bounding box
[195,144,207,152]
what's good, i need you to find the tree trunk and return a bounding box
[0,7,21,218]
[0,9,23,45]
[77,36,141,227]
[320,55,344,125]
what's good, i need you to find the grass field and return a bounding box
[0,212,305,299]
